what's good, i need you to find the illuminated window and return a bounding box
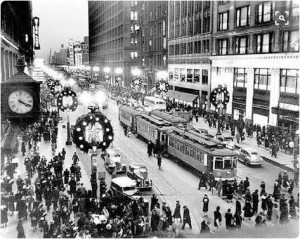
[254,69,271,90]
[234,68,247,88]
[218,11,228,30]
[236,6,250,27]
[256,2,272,23]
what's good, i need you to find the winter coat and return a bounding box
[203,197,209,212]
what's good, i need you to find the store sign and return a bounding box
[32,17,40,50]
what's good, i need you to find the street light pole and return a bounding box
[66,108,72,145]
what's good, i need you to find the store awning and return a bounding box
[165,90,198,102]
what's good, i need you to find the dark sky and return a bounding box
[32,0,88,62]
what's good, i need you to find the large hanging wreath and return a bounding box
[57,89,78,112]
[156,80,169,94]
[49,80,61,95]
[72,112,114,153]
[210,87,230,109]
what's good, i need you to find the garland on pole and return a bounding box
[210,86,230,109]
[72,112,114,153]
[156,80,169,94]
[57,89,78,112]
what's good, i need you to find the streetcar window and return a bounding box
[215,158,223,169]
[232,159,237,168]
[224,159,231,169]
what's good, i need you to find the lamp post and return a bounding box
[131,68,142,91]
[156,71,169,97]
[92,66,99,84]
[115,67,123,92]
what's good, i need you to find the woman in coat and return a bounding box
[237,181,244,198]
[289,196,297,218]
[1,205,8,227]
[271,203,280,225]
[243,200,253,220]
[30,206,39,230]
[8,192,15,216]
[279,197,289,224]
[261,193,268,215]
[213,206,222,232]
[224,208,234,230]
[203,194,209,216]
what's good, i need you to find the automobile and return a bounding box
[127,163,153,190]
[110,176,137,196]
[102,149,127,174]
[238,147,264,167]
[216,136,235,150]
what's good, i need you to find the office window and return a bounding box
[162,20,166,36]
[235,36,248,54]
[202,69,208,85]
[283,30,299,52]
[180,43,186,55]
[280,69,299,94]
[188,42,193,54]
[163,37,167,49]
[195,14,201,34]
[218,11,228,31]
[194,41,201,53]
[217,39,228,55]
[180,69,186,82]
[254,69,271,90]
[130,11,138,21]
[236,6,250,27]
[175,44,180,55]
[163,55,167,66]
[187,69,193,82]
[256,2,272,23]
[256,33,272,53]
[203,11,210,33]
[149,40,152,47]
[130,52,137,59]
[203,40,209,53]
[218,1,229,5]
[194,69,200,83]
[234,68,247,88]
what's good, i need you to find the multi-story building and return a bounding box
[1,1,34,82]
[210,0,299,135]
[89,1,139,86]
[167,1,213,108]
[53,44,68,65]
[68,39,79,66]
[139,1,168,92]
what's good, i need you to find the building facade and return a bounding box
[167,1,213,108]
[89,1,139,86]
[1,1,34,82]
[210,0,299,135]
[53,44,68,65]
[139,1,168,92]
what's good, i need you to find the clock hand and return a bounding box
[18,99,32,108]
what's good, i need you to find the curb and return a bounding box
[262,156,294,173]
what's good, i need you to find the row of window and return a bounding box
[141,55,167,67]
[169,40,210,55]
[137,121,156,138]
[169,69,208,85]
[90,37,124,53]
[91,51,124,62]
[91,24,124,44]
[141,37,167,52]
[141,2,167,22]
[141,20,166,38]
[169,137,205,163]
[90,11,123,32]
[233,68,299,94]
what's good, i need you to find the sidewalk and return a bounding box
[191,117,296,172]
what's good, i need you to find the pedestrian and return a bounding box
[235,197,242,216]
[243,200,253,220]
[147,141,153,157]
[288,179,294,195]
[21,142,26,156]
[17,219,26,238]
[181,205,192,230]
[200,220,211,234]
[198,173,208,190]
[157,153,162,170]
[289,195,297,218]
[224,208,234,231]
[243,177,250,194]
[1,205,8,227]
[63,168,70,185]
[68,176,77,197]
[260,181,266,196]
[261,193,268,215]
[72,152,79,165]
[279,194,289,224]
[252,189,259,215]
[213,206,222,232]
[208,172,215,195]
[30,207,39,231]
[61,148,66,160]
[266,194,274,220]
[271,203,280,225]
[238,180,244,198]
[273,180,281,201]
[172,201,182,235]
[282,172,289,190]
[203,194,209,216]
[216,178,223,197]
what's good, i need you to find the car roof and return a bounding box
[130,163,146,168]
[242,147,258,153]
[111,177,136,187]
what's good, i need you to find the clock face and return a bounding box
[8,90,34,114]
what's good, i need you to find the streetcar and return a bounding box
[119,105,143,133]
[136,113,175,148]
[167,127,238,181]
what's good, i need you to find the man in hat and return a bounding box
[69,176,77,197]
[182,205,192,230]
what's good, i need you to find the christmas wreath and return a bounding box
[72,112,114,153]
[210,87,230,109]
[156,80,169,94]
[49,80,61,95]
[56,90,78,112]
